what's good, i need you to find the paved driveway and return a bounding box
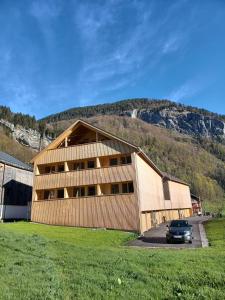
[128,216,210,249]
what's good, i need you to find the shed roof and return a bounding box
[162,172,188,186]
[191,193,201,201]
[0,151,32,171]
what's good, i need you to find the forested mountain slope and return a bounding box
[43,99,225,141]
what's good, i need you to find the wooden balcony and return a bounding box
[31,193,139,231]
[34,164,135,190]
[35,140,133,165]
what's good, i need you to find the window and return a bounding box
[44,166,51,173]
[87,160,95,169]
[163,181,170,200]
[58,164,65,172]
[73,187,85,197]
[49,190,55,199]
[44,190,50,199]
[44,166,56,174]
[74,162,85,170]
[44,190,55,199]
[111,184,119,194]
[57,189,64,198]
[110,158,118,166]
[122,182,134,193]
[121,155,131,165]
[87,185,96,196]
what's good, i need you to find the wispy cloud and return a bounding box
[168,78,205,102]
[162,35,181,54]
[1,0,220,117]
[29,0,62,49]
[30,0,61,20]
[72,0,188,104]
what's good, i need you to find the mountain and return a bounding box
[0,126,35,164]
[42,99,225,141]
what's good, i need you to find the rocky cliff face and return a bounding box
[127,107,225,139]
[1,104,225,151]
[42,99,225,141]
[0,119,51,151]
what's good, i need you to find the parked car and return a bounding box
[166,220,193,243]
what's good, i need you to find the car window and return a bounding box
[170,220,189,227]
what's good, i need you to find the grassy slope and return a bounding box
[49,115,225,211]
[0,220,224,300]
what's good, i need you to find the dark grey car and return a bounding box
[166,220,193,243]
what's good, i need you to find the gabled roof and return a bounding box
[162,172,188,186]
[0,151,32,171]
[191,193,201,201]
[30,119,163,176]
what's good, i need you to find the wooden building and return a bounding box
[0,151,33,220]
[31,120,192,233]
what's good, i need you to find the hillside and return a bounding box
[0,126,35,164]
[43,99,225,141]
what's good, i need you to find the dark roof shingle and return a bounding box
[0,151,32,171]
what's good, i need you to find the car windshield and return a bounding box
[170,220,189,227]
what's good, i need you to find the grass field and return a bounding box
[0,219,224,300]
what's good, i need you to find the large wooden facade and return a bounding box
[31,120,192,233]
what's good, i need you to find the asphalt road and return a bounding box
[128,216,210,249]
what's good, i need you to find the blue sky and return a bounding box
[0,0,225,119]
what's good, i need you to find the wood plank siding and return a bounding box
[31,194,139,231]
[167,181,192,209]
[30,120,193,234]
[34,164,135,190]
[35,140,133,165]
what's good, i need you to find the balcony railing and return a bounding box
[35,140,133,165]
[34,164,135,190]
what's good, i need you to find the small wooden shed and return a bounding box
[191,194,202,214]
[0,151,33,220]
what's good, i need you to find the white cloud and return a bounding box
[0,0,199,117]
[72,0,189,105]
[168,79,204,102]
[162,35,181,54]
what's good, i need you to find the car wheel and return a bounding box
[189,240,192,244]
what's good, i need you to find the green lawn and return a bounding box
[0,219,224,300]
